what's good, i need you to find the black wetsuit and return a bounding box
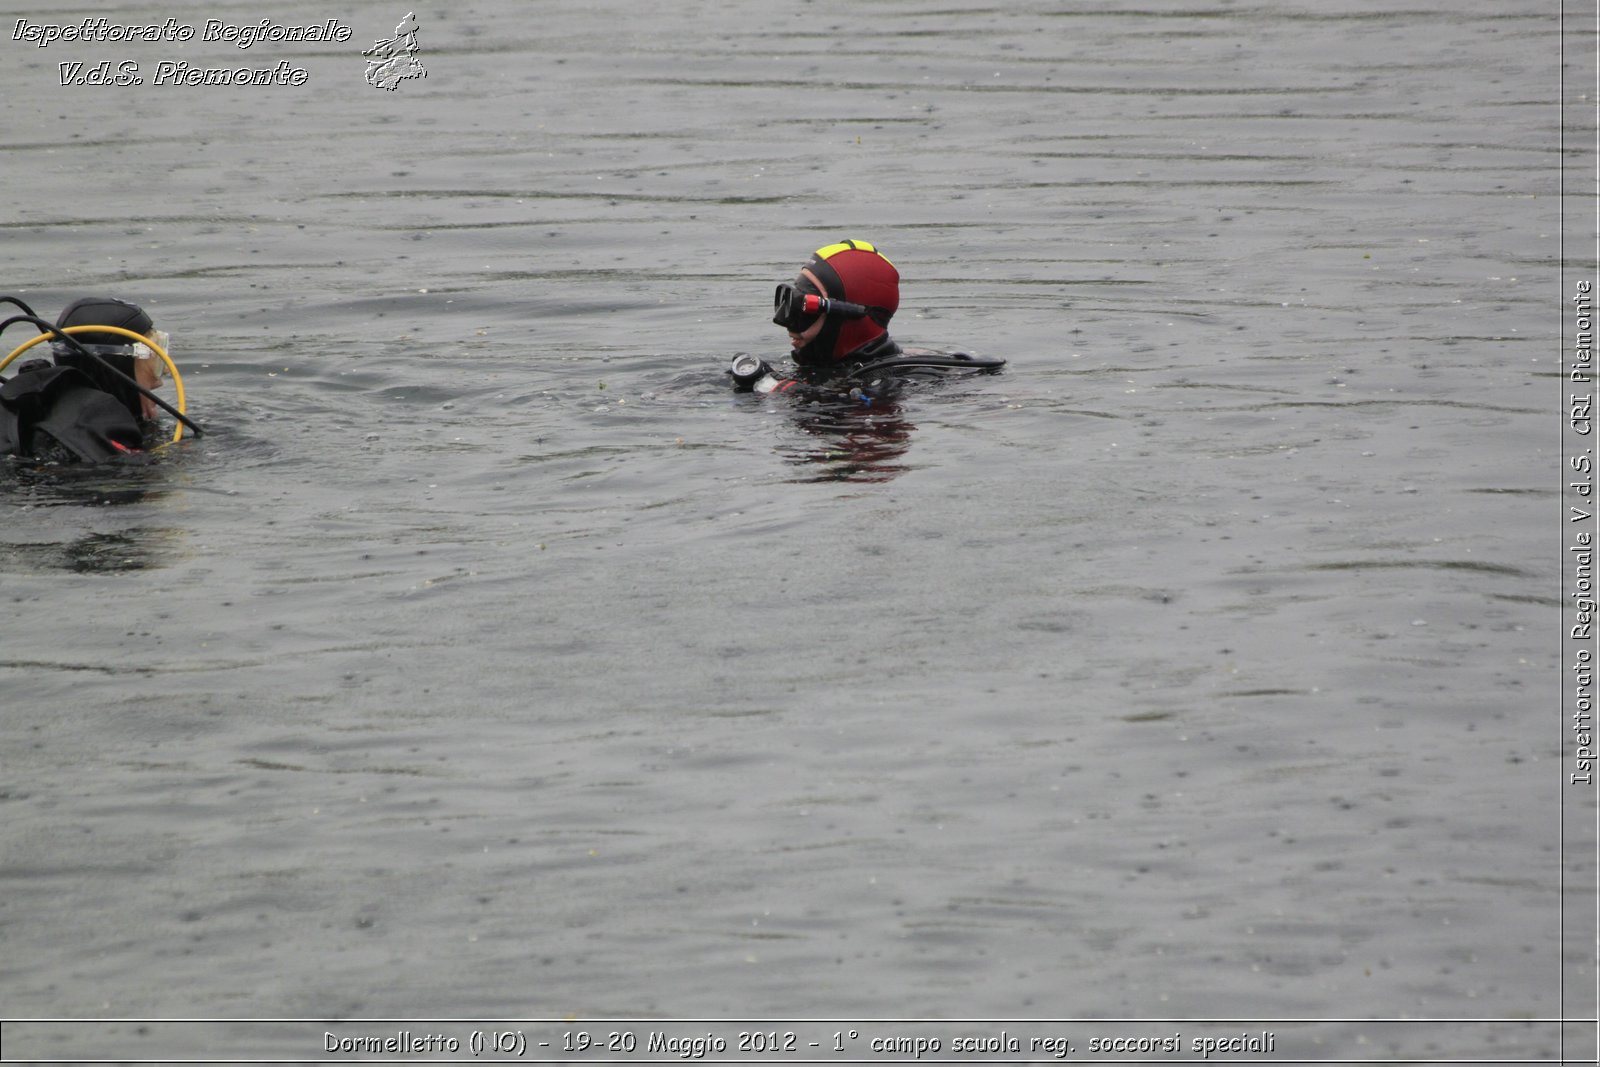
[733,335,1000,405]
[0,360,146,462]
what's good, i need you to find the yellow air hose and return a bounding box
[1,324,190,444]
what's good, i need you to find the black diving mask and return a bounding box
[772,282,820,332]
[772,283,873,333]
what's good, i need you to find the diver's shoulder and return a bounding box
[845,345,1006,376]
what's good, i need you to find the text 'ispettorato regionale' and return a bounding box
[13,17,354,88]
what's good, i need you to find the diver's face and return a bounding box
[789,318,824,351]
[134,357,160,419]
[787,267,828,351]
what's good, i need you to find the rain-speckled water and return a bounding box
[0,0,1587,1062]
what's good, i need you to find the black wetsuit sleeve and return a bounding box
[0,365,144,461]
[743,373,879,405]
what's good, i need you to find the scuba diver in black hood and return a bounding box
[729,239,1003,401]
[0,295,200,462]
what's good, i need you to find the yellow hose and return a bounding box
[1,324,189,444]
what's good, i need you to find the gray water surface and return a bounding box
[0,0,1578,1061]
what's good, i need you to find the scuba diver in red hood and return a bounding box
[730,239,1002,398]
[778,238,902,372]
